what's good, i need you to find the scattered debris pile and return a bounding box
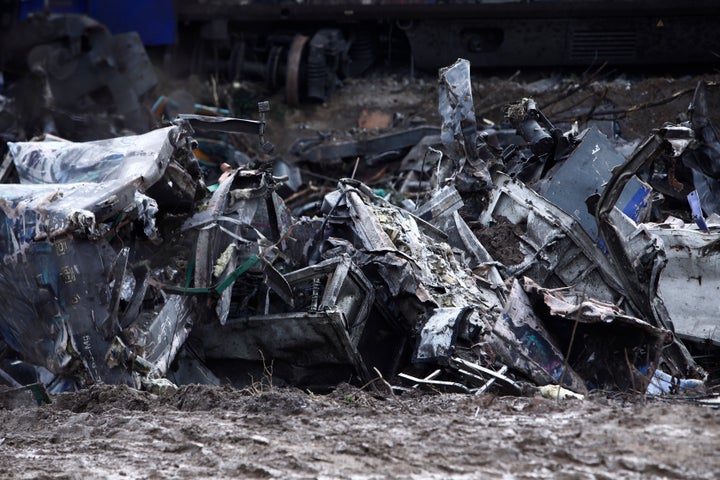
[2,57,720,404]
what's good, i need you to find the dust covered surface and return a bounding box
[1,384,718,479]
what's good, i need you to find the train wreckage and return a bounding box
[1,58,719,404]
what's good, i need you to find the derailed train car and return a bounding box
[176,0,720,68]
[6,0,720,106]
[177,0,720,103]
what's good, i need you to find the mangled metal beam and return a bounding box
[438,58,494,191]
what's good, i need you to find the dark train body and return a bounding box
[3,1,719,103]
[176,0,720,70]
[174,0,720,102]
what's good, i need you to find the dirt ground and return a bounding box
[0,384,718,479]
[261,66,720,162]
[3,65,720,479]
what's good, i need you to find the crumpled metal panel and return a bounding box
[8,126,177,188]
[439,59,478,165]
[536,126,650,240]
[438,58,492,189]
[196,310,370,389]
[183,168,282,324]
[594,126,703,379]
[347,186,504,315]
[0,122,205,390]
[521,277,671,393]
[128,295,196,379]
[0,180,136,251]
[0,231,193,387]
[480,172,630,310]
[316,181,507,382]
[489,279,587,394]
[0,237,133,384]
[647,218,720,345]
[415,307,472,362]
[344,189,398,253]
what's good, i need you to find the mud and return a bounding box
[1,384,718,479]
[262,70,720,155]
[474,215,526,266]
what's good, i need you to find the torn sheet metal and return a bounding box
[0,120,213,390]
[594,126,704,379]
[124,294,196,380]
[439,59,479,165]
[2,121,201,249]
[5,54,719,398]
[0,237,131,383]
[0,180,136,249]
[332,181,505,318]
[7,122,203,215]
[177,104,274,155]
[8,126,180,189]
[645,217,720,346]
[413,185,463,223]
[535,126,651,240]
[521,277,673,392]
[182,168,284,324]
[187,169,267,276]
[438,58,493,190]
[479,172,631,311]
[0,233,195,388]
[313,180,507,384]
[489,279,587,394]
[415,307,472,362]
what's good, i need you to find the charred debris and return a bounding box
[1,48,720,404]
